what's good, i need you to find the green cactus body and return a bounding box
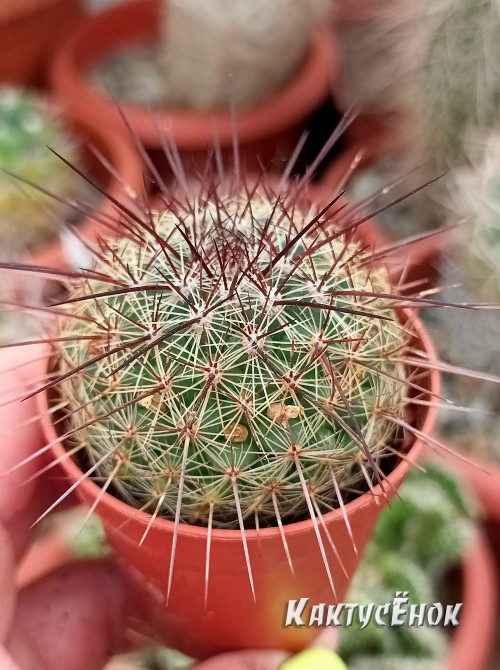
[160,0,330,109]
[0,87,81,247]
[55,188,408,529]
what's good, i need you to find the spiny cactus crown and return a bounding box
[54,185,409,531]
[160,0,330,109]
[0,87,81,245]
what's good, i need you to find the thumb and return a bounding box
[6,560,132,670]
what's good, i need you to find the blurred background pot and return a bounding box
[0,0,83,85]
[50,0,337,174]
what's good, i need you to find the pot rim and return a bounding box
[39,305,439,541]
[50,0,336,148]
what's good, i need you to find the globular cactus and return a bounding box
[160,0,331,109]
[451,131,500,299]
[414,0,500,173]
[0,87,81,249]
[53,182,410,533]
[340,465,476,666]
[337,0,500,174]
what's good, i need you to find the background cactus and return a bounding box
[337,0,500,187]
[340,464,477,668]
[451,131,500,299]
[336,0,424,141]
[0,87,82,250]
[414,0,500,173]
[426,131,500,462]
[51,182,411,536]
[159,0,331,109]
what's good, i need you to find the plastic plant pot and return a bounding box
[0,0,83,85]
[38,308,439,660]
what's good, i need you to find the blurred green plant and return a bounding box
[339,464,477,667]
[0,87,82,249]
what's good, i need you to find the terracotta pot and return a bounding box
[444,532,497,670]
[426,441,500,667]
[22,101,144,272]
[422,446,497,668]
[190,534,498,670]
[0,0,83,85]
[433,442,500,526]
[50,0,337,172]
[317,137,453,292]
[38,309,438,660]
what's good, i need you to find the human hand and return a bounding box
[0,346,133,670]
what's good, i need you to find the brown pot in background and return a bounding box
[0,0,84,86]
[444,533,497,670]
[50,0,337,174]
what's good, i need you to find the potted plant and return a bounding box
[0,0,83,85]
[325,0,500,292]
[0,86,143,271]
[86,464,497,669]
[50,0,336,171]
[425,131,500,526]
[0,162,447,661]
[339,464,497,670]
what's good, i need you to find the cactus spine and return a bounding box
[54,183,409,533]
[160,0,330,109]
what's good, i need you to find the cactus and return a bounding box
[49,180,411,534]
[159,0,331,109]
[340,465,477,667]
[336,0,423,126]
[0,87,81,249]
[428,131,500,461]
[338,0,500,173]
[414,0,500,172]
[451,131,500,299]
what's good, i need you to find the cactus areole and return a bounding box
[37,180,439,656]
